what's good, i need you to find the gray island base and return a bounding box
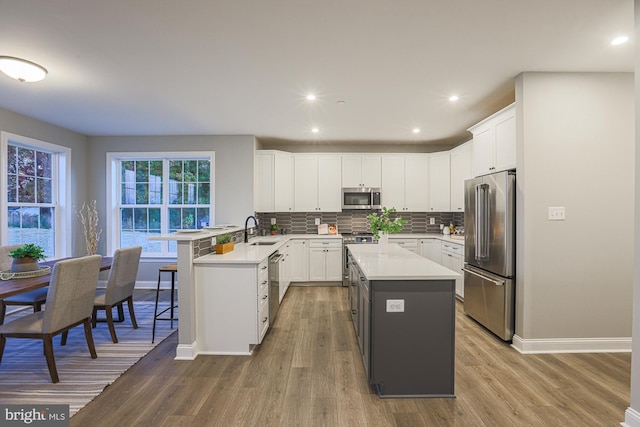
[347,244,458,398]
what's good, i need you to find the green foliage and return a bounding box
[270,224,280,231]
[182,214,195,228]
[9,243,47,261]
[367,207,408,239]
[216,233,232,244]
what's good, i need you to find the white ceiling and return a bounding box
[0,1,633,147]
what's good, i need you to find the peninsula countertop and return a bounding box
[347,243,460,281]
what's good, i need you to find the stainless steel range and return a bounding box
[342,232,375,287]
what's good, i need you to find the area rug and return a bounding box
[0,302,176,416]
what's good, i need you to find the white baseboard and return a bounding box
[623,407,640,427]
[512,334,632,354]
[175,342,198,360]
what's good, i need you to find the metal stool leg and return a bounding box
[170,271,176,328]
[152,269,162,344]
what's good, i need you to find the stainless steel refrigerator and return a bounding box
[463,170,515,341]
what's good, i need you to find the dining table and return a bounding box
[0,256,112,299]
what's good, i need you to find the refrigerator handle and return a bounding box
[475,183,490,260]
[462,267,504,286]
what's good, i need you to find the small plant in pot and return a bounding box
[270,224,280,235]
[367,207,408,248]
[9,244,47,272]
[214,233,235,254]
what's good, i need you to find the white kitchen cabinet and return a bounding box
[254,150,293,212]
[289,239,309,282]
[294,155,342,212]
[428,152,451,212]
[441,241,464,299]
[381,155,429,212]
[419,239,442,263]
[341,155,382,188]
[450,141,473,212]
[279,241,292,302]
[388,237,418,253]
[308,240,342,281]
[469,103,516,177]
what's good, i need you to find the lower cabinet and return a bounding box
[441,241,464,299]
[308,240,342,281]
[289,239,309,282]
[419,239,442,263]
[388,238,418,253]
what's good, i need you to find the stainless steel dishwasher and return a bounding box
[268,252,283,324]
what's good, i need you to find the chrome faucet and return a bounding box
[244,215,259,243]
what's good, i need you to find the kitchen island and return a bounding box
[347,243,459,397]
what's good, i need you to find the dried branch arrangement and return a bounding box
[77,200,102,255]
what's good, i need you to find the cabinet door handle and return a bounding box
[262,280,268,285]
[262,317,268,323]
[261,266,267,270]
[262,295,268,300]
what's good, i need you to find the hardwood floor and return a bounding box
[71,286,630,426]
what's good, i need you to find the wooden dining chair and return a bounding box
[0,255,102,383]
[0,244,48,325]
[92,246,142,343]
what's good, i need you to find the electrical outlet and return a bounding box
[386,299,405,313]
[429,217,436,225]
[315,218,320,225]
[270,218,276,225]
[548,207,566,221]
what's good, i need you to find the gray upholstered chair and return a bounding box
[92,246,142,343]
[0,255,102,383]
[0,244,48,325]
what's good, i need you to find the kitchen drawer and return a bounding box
[258,259,269,285]
[258,302,270,343]
[309,239,342,249]
[441,241,463,255]
[258,281,269,312]
[389,238,418,252]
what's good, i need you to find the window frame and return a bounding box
[0,131,72,259]
[106,151,214,257]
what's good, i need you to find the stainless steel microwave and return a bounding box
[342,187,381,210]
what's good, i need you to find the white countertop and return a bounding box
[148,226,245,241]
[194,234,343,265]
[347,244,460,281]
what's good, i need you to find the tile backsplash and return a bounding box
[256,211,464,235]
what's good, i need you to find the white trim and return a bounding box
[511,334,632,354]
[623,407,640,427]
[175,342,198,360]
[0,132,72,258]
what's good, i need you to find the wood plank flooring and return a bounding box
[71,287,630,426]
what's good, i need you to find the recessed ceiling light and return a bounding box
[0,56,47,82]
[412,128,420,134]
[611,35,629,46]
[306,94,317,101]
[337,100,346,105]
[449,95,459,102]
[311,127,319,133]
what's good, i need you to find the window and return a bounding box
[107,152,214,256]
[1,132,70,258]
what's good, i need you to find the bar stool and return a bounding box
[152,263,178,343]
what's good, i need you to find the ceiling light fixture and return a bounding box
[449,95,459,102]
[412,128,421,134]
[0,56,48,82]
[306,94,317,101]
[311,127,319,133]
[611,35,629,46]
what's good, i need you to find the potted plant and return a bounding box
[9,243,47,272]
[367,207,408,251]
[270,224,280,236]
[214,233,235,254]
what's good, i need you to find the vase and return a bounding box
[377,231,389,253]
[10,257,39,272]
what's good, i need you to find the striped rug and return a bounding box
[0,302,176,416]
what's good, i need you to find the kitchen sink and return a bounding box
[250,241,278,246]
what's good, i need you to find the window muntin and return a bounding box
[113,154,213,256]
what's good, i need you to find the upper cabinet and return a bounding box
[469,103,516,177]
[382,155,429,212]
[294,154,342,212]
[254,150,293,212]
[341,155,382,188]
[449,141,473,212]
[428,152,450,212]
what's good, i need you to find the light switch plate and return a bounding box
[429,217,436,225]
[548,207,566,221]
[386,299,405,312]
[270,218,276,225]
[315,218,320,225]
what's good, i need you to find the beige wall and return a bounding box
[515,72,634,341]
[0,107,89,256]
